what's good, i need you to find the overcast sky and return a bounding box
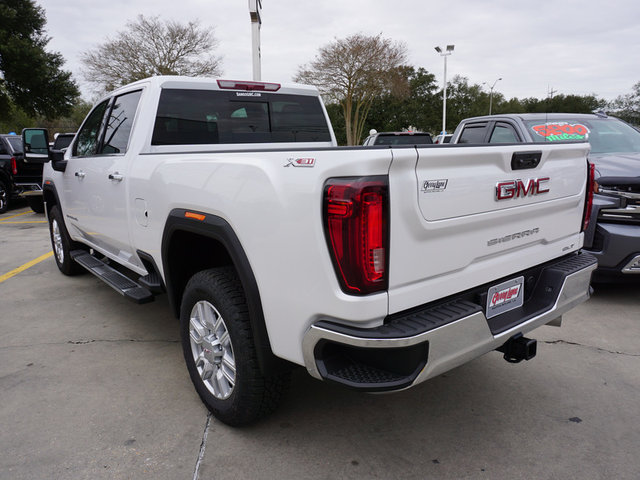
[37,0,640,102]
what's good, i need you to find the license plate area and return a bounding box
[486,276,524,319]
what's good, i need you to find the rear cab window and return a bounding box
[489,123,520,143]
[457,123,488,143]
[152,89,331,145]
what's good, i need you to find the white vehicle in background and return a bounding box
[23,76,596,426]
[434,133,453,144]
[363,129,433,145]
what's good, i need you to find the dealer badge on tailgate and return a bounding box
[486,276,524,319]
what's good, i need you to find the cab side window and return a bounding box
[489,123,519,143]
[73,100,109,157]
[102,91,142,154]
[458,123,487,144]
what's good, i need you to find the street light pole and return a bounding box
[435,45,454,135]
[248,0,262,81]
[484,77,502,115]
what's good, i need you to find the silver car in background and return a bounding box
[452,112,640,282]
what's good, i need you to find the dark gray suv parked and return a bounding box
[452,112,640,282]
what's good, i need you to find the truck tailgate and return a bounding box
[387,142,590,314]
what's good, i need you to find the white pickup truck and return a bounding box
[23,76,597,426]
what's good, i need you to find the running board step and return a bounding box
[138,271,164,294]
[70,250,154,304]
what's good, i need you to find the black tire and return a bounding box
[27,196,45,214]
[180,267,290,426]
[0,178,9,214]
[48,205,85,275]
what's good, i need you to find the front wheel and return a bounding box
[48,205,85,275]
[180,267,289,426]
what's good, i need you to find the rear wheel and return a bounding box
[180,267,289,426]
[49,205,84,275]
[0,179,9,213]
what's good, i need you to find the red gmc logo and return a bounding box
[495,177,550,200]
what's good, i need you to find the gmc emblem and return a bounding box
[495,177,550,200]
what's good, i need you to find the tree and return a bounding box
[365,67,440,135]
[81,15,223,94]
[295,33,408,145]
[38,99,93,135]
[0,0,79,118]
[610,82,640,125]
[444,76,490,129]
[517,94,605,114]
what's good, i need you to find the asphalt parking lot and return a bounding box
[1,204,639,480]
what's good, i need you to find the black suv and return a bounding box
[0,133,49,213]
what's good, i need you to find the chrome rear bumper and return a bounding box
[302,252,597,391]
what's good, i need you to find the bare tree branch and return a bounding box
[295,33,408,145]
[80,15,223,95]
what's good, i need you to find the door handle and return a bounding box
[75,171,86,179]
[108,172,124,182]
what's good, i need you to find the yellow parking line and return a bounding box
[0,220,47,224]
[0,251,54,284]
[0,211,31,222]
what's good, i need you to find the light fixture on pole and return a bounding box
[434,44,454,135]
[248,0,262,81]
[483,77,502,115]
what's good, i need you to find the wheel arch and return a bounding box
[162,209,286,375]
[42,182,61,217]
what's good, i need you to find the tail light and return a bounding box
[323,176,389,295]
[581,162,595,232]
[11,157,17,175]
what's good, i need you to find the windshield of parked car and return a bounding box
[524,118,640,155]
[5,135,23,153]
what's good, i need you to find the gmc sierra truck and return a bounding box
[23,76,597,426]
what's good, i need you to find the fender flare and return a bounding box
[42,182,62,210]
[162,209,284,375]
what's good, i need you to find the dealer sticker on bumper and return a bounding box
[486,276,524,319]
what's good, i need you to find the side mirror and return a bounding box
[22,128,50,163]
[50,149,67,172]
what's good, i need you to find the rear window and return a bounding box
[6,136,23,153]
[373,134,432,145]
[524,118,640,154]
[152,89,331,145]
